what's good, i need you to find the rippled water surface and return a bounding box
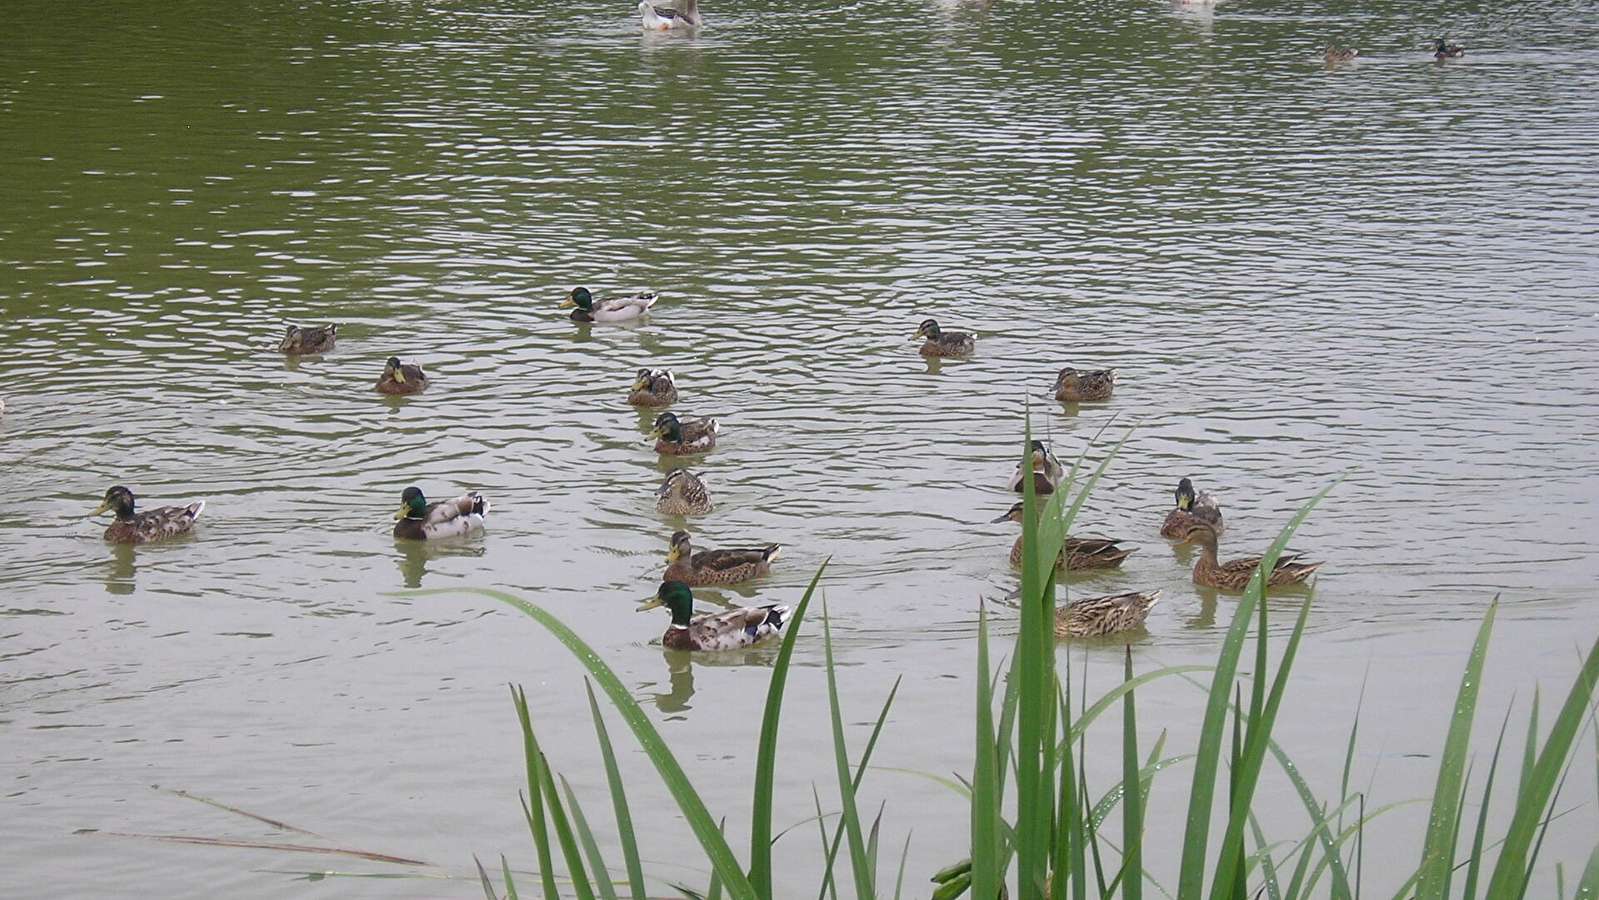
[4,0,1599,895]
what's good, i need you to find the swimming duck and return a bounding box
[663,530,779,585]
[1159,477,1225,539]
[376,357,428,395]
[1172,522,1323,590]
[638,580,787,652]
[629,368,678,406]
[1056,590,1161,638]
[1323,46,1358,64]
[1433,39,1465,59]
[92,486,204,544]
[392,487,490,540]
[656,468,713,515]
[648,411,718,455]
[277,323,338,354]
[561,287,659,322]
[639,0,700,29]
[1053,366,1115,402]
[1007,440,1065,496]
[913,319,975,357]
[992,502,1137,571]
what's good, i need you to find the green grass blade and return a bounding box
[537,756,597,900]
[1460,708,1515,900]
[1122,647,1144,900]
[1063,666,1214,745]
[1016,426,1061,900]
[893,831,913,900]
[477,854,501,900]
[821,594,874,900]
[1573,842,1599,899]
[1248,815,1283,900]
[583,682,646,900]
[972,603,1001,900]
[504,854,522,900]
[815,680,903,900]
[514,686,563,900]
[560,776,618,900]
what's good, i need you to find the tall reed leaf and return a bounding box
[514,686,563,900]
[583,682,646,900]
[1122,648,1144,900]
[821,595,874,900]
[972,603,1001,900]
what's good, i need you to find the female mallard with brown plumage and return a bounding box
[663,530,779,585]
[92,486,204,544]
[629,368,678,406]
[392,486,489,540]
[278,323,338,354]
[992,501,1137,571]
[376,357,428,395]
[1172,523,1323,590]
[1323,46,1358,64]
[913,318,976,357]
[1159,477,1224,539]
[648,411,718,455]
[1008,440,1065,496]
[655,468,712,515]
[1433,39,1465,59]
[638,581,787,652]
[1053,366,1115,402]
[1056,591,1161,638]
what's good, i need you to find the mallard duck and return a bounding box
[992,502,1137,571]
[1433,39,1465,59]
[1056,591,1161,638]
[639,0,700,29]
[376,356,428,395]
[277,323,337,354]
[1323,46,1358,64]
[1173,523,1323,590]
[638,581,787,651]
[656,468,713,515]
[1054,366,1115,402]
[92,485,204,544]
[648,411,718,455]
[1159,477,1225,539]
[561,287,659,322]
[629,368,678,406]
[663,530,779,585]
[392,486,489,540]
[913,318,975,357]
[1007,440,1065,496]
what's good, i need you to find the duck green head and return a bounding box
[396,486,427,520]
[1433,38,1447,51]
[639,580,695,626]
[649,412,682,442]
[562,287,594,310]
[913,318,941,340]
[1175,477,1196,511]
[93,485,137,520]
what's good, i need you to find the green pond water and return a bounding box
[4,0,1598,895]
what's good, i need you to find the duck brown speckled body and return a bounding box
[1159,477,1224,539]
[913,318,975,357]
[1433,39,1465,59]
[639,581,787,652]
[278,323,338,354]
[376,357,428,395]
[655,468,713,515]
[1323,46,1358,64]
[1053,366,1115,402]
[93,486,204,544]
[629,368,678,406]
[663,530,779,585]
[993,502,1136,571]
[1055,590,1161,638]
[1173,523,1323,590]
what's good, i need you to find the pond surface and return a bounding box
[4,0,1598,895]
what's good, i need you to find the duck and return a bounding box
[663,530,780,585]
[277,323,337,354]
[92,485,204,544]
[1159,477,1225,539]
[629,368,678,406]
[561,287,659,322]
[1172,522,1323,590]
[1007,440,1065,496]
[638,581,787,652]
[639,0,701,29]
[376,356,428,395]
[1056,591,1161,638]
[648,411,718,455]
[1433,39,1465,59]
[392,486,490,540]
[0,397,6,419]
[656,468,713,515]
[1323,46,1358,64]
[1053,366,1115,402]
[992,502,1137,571]
[913,318,975,357]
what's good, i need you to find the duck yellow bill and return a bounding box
[393,505,411,520]
[637,596,665,612]
[91,500,112,515]
[645,429,663,440]
[559,298,576,308]
[664,545,682,563]
[391,368,406,384]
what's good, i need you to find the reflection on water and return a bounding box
[393,539,488,589]
[104,543,138,596]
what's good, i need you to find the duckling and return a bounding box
[648,411,718,455]
[639,0,700,29]
[656,468,713,515]
[92,485,204,544]
[1433,39,1465,59]
[629,368,678,406]
[277,323,338,354]
[1056,591,1161,638]
[992,502,1137,571]
[561,287,659,322]
[1053,366,1115,402]
[1323,46,1358,64]
[376,356,428,395]
[1159,477,1225,539]
[638,581,787,652]
[1173,523,1323,590]
[913,318,976,357]
[663,530,779,585]
[392,486,489,540]
[1007,440,1065,496]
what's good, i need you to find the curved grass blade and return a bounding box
[584,682,646,900]
[561,775,618,900]
[821,594,874,900]
[514,687,562,900]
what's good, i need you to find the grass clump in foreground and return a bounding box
[425,430,1599,900]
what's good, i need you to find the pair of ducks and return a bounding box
[1322,39,1465,64]
[278,324,429,395]
[916,320,1117,402]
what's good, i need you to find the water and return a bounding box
[4,0,1598,895]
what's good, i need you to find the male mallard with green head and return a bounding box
[1008,440,1064,496]
[1053,366,1115,402]
[648,411,718,455]
[561,287,659,323]
[376,357,428,395]
[663,530,779,585]
[392,486,490,540]
[656,468,713,515]
[639,581,787,651]
[277,323,338,354]
[1055,591,1161,638]
[1433,39,1465,59]
[1159,477,1224,539]
[992,501,1136,571]
[1172,523,1323,590]
[913,318,975,357]
[93,485,204,544]
[629,368,678,406]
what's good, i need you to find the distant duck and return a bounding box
[913,318,976,357]
[392,487,489,540]
[1056,591,1161,638]
[1433,39,1465,59]
[1053,366,1116,402]
[1159,477,1225,539]
[629,368,678,406]
[1323,46,1358,64]
[639,0,700,29]
[639,581,787,652]
[277,323,338,354]
[376,356,428,395]
[649,411,718,455]
[1008,440,1065,496]
[0,397,6,419]
[656,468,713,515]
[562,287,660,323]
[992,502,1137,571]
[92,485,204,544]
[1173,523,1323,590]
[663,530,780,585]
